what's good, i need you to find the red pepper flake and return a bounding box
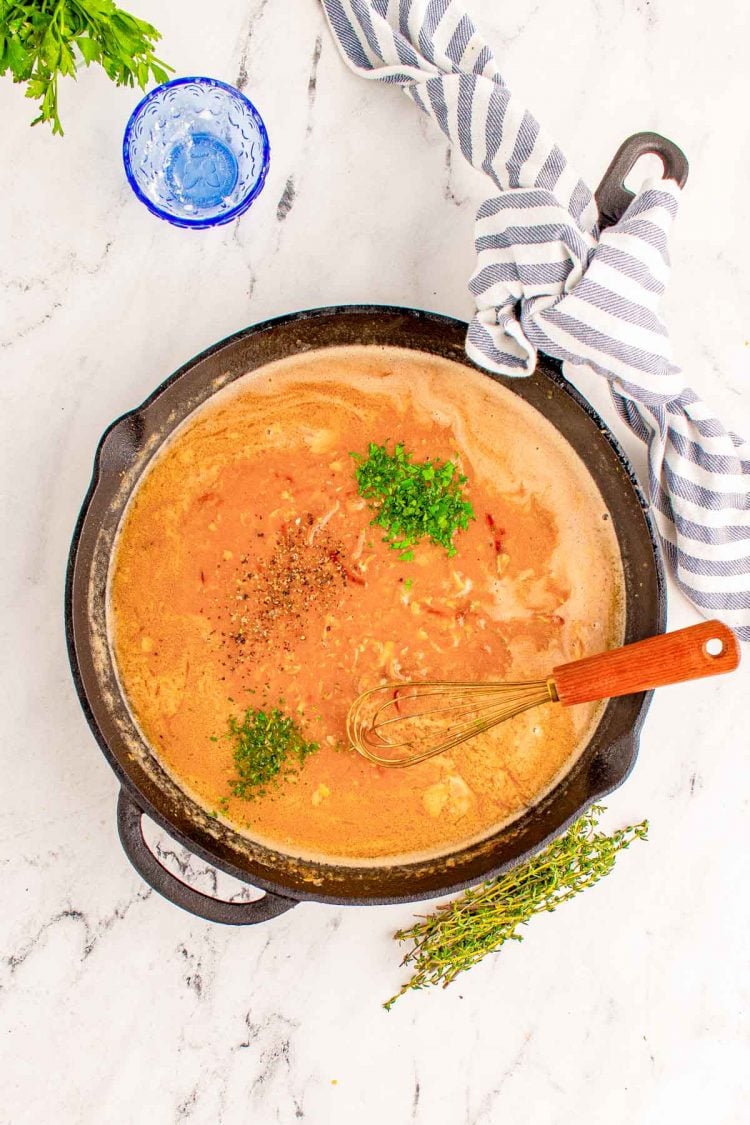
[328,549,364,586]
[341,564,366,587]
[424,604,451,618]
[485,512,505,554]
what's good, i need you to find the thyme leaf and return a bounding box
[385,804,648,1008]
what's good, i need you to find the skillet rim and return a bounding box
[65,304,666,906]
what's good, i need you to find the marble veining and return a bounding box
[1,1,749,1122]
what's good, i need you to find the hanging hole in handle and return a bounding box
[595,132,689,230]
[704,637,725,657]
[623,153,668,193]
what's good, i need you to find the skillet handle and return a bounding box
[117,789,298,925]
[594,131,689,230]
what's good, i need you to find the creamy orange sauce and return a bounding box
[109,346,624,863]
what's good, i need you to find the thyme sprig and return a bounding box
[386,804,647,1008]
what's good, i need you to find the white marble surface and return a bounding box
[2,2,750,1122]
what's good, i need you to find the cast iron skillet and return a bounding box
[66,133,686,924]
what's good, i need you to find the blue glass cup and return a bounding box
[123,77,271,229]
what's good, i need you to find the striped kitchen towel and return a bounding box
[319,0,750,640]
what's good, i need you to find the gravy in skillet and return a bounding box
[109,346,624,863]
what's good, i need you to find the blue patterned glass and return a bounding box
[123,77,270,229]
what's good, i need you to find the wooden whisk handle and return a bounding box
[552,620,740,706]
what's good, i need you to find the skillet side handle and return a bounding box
[117,789,298,925]
[594,131,689,230]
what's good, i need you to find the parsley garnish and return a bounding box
[0,0,172,135]
[351,442,475,560]
[226,707,318,801]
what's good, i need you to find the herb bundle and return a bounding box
[351,442,475,560]
[227,706,319,801]
[386,805,647,1007]
[0,0,171,135]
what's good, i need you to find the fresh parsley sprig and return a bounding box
[0,0,172,135]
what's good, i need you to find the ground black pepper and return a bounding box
[222,517,350,666]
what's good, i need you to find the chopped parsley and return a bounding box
[351,442,475,559]
[226,707,319,800]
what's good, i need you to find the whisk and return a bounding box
[346,620,740,767]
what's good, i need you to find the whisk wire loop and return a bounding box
[346,623,740,767]
[347,679,557,767]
